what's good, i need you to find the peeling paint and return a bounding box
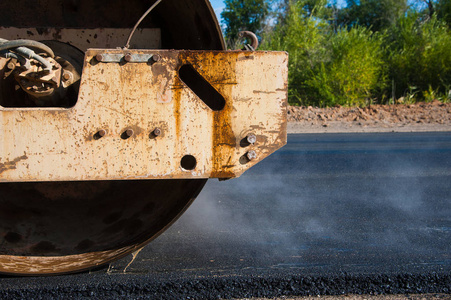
[0,50,288,182]
[0,155,28,174]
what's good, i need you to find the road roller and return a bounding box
[0,0,288,275]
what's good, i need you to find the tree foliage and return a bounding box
[306,27,386,106]
[337,0,408,32]
[386,12,451,99]
[436,0,451,25]
[224,0,451,106]
[261,0,329,105]
[221,0,270,42]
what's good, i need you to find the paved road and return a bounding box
[1,132,450,299]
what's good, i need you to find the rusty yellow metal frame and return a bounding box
[0,50,288,182]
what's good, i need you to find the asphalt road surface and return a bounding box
[1,132,450,299]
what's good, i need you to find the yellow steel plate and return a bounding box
[0,50,288,182]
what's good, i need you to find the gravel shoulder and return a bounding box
[287,101,451,134]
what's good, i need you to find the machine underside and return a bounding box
[0,0,287,275]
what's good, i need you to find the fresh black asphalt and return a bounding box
[1,132,450,299]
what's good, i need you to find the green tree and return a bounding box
[221,0,270,43]
[307,27,387,106]
[261,0,451,106]
[338,0,408,32]
[436,0,451,25]
[385,12,451,100]
[262,0,387,106]
[421,0,436,17]
[276,0,332,18]
[261,0,329,105]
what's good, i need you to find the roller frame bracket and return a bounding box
[96,53,157,63]
[0,49,288,182]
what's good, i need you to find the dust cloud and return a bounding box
[171,133,451,267]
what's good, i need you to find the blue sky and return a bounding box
[210,0,225,19]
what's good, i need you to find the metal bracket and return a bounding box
[0,49,288,182]
[95,53,160,63]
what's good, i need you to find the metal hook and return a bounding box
[238,31,259,51]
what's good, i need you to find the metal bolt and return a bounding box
[62,72,72,81]
[95,54,104,62]
[6,62,15,70]
[246,150,257,161]
[98,129,106,137]
[246,134,257,144]
[124,53,132,62]
[125,129,134,137]
[152,127,162,137]
[152,54,161,62]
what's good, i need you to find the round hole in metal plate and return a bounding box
[181,155,197,171]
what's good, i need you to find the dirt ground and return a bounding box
[287,100,451,134]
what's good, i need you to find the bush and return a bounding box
[306,27,386,106]
[259,1,451,106]
[261,0,328,106]
[385,13,451,102]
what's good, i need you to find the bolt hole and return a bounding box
[150,127,162,139]
[181,155,197,171]
[240,138,250,147]
[239,155,249,165]
[93,130,106,140]
[121,129,134,140]
[240,134,257,147]
[239,151,256,165]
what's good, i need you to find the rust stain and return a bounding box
[0,50,288,182]
[211,53,238,178]
[0,155,28,174]
[237,55,254,61]
[253,90,276,94]
[173,74,182,143]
